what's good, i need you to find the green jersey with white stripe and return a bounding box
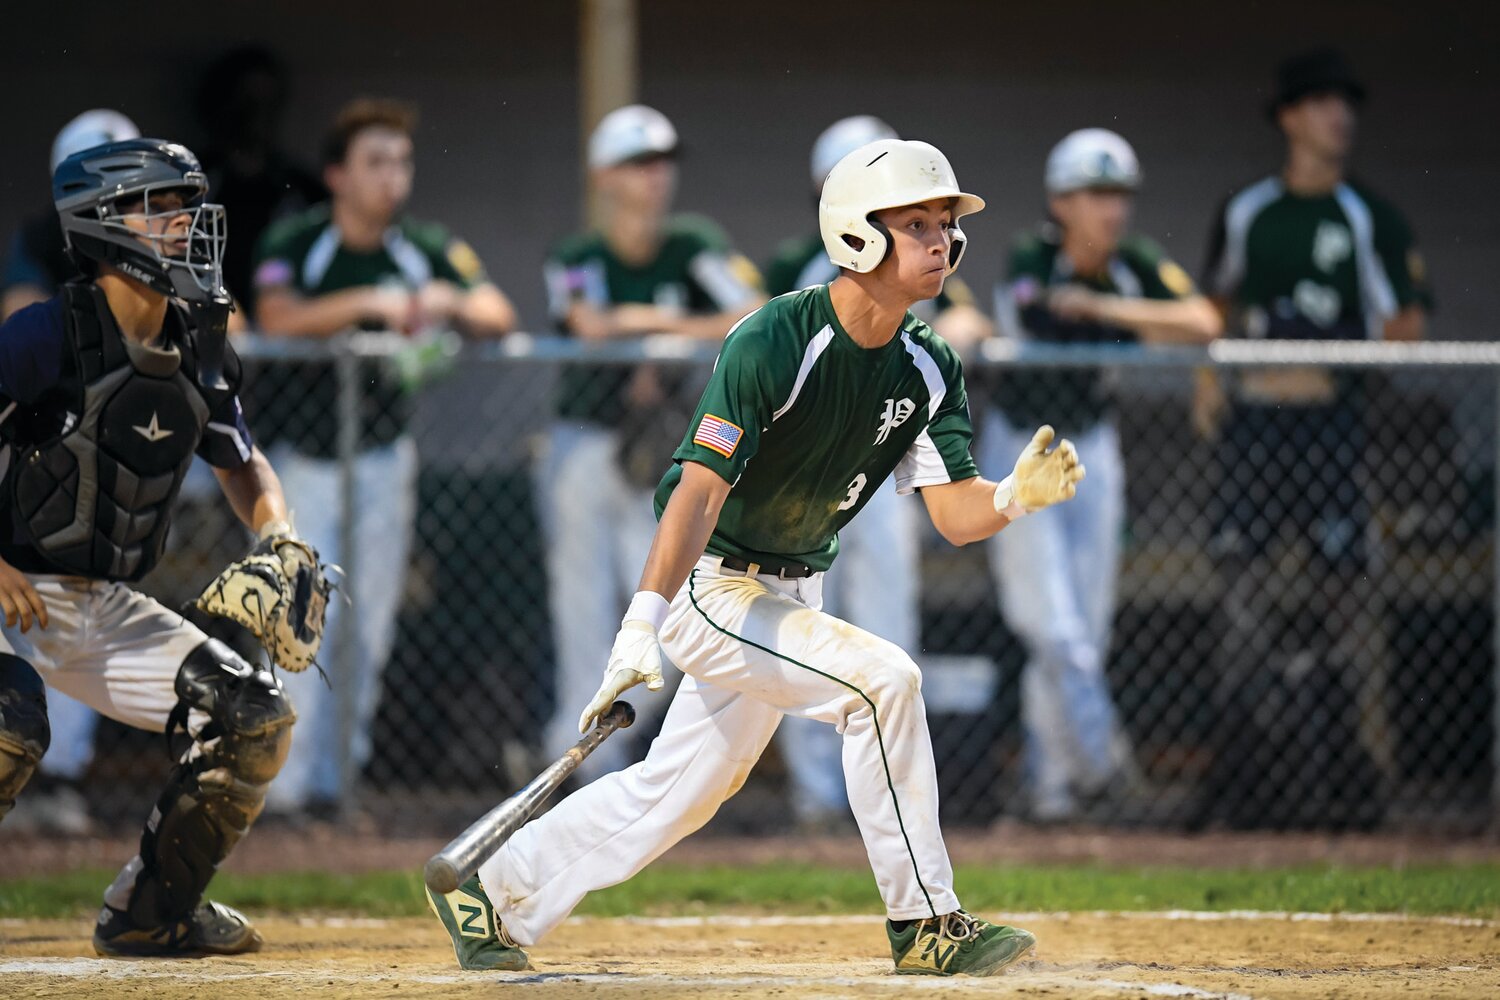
[653,283,978,572]
[1204,177,1430,339]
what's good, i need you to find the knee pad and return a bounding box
[0,653,49,823]
[171,638,296,785]
[124,640,295,927]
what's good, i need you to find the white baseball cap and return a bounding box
[588,105,679,169]
[51,108,141,174]
[1044,128,1141,195]
[810,115,898,187]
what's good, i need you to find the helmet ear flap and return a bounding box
[864,213,893,268]
[947,225,968,273]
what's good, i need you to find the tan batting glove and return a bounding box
[579,620,665,733]
[993,424,1086,517]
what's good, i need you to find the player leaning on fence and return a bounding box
[250,98,516,819]
[537,105,764,782]
[984,129,1221,823]
[427,139,1083,977]
[1192,49,1433,829]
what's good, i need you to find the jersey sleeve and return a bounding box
[762,240,807,298]
[1201,196,1233,298]
[894,342,978,494]
[1368,196,1432,310]
[542,237,611,330]
[1123,236,1199,301]
[413,222,488,290]
[195,341,254,469]
[0,297,66,405]
[1002,235,1054,337]
[1,228,49,293]
[671,316,777,483]
[679,216,763,311]
[251,217,303,295]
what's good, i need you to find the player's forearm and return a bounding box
[1097,295,1223,344]
[1382,305,1425,341]
[214,448,290,535]
[636,464,731,601]
[255,288,383,338]
[457,284,517,338]
[922,475,1014,546]
[664,304,765,341]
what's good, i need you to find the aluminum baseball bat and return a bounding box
[423,700,636,895]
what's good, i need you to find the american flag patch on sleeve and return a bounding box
[693,413,744,458]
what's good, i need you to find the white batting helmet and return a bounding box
[588,105,679,169]
[810,115,898,188]
[819,139,985,275]
[1044,128,1141,195]
[50,108,140,174]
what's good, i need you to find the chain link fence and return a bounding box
[38,334,1500,839]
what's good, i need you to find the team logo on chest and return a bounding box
[1312,220,1352,274]
[875,397,916,445]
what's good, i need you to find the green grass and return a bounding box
[4,863,1498,921]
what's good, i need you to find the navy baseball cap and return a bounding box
[1267,47,1367,119]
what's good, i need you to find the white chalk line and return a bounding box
[597,909,1500,929]
[0,958,1259,998]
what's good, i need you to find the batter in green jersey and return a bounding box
[429,138,1085,979]
[655,283,974,572]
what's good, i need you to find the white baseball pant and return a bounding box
[536,423,676,781]
[264,436,417,810]
[479,554,960,944]
[979,411,1128,814]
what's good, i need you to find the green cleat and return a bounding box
[888,909,1036,976]
[425,874,531,971]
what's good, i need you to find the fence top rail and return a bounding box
[230,331,1500,369]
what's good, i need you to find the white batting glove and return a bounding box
[993,424,1086,517]
[579,620,665,734]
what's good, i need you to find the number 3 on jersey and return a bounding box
[838,473,868,512]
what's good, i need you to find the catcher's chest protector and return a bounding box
[9,284,210,580]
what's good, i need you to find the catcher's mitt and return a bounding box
[195,527,332,673]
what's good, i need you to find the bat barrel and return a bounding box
[423,701,635,895]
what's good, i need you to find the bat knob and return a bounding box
[424,855,461,896]
[607,700,636,729]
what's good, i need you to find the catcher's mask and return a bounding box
[53,138,228,306]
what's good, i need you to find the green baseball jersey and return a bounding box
[543,214,761,424]
[762,231,974,319]
[992,229,1196,433]
[1204,176,1431,340]
[653,283,978,572]
[251,203,486,456]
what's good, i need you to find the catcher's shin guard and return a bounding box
[107,639,294,928]
[0,654,50,825]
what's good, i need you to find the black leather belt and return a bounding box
[719,554,815,579]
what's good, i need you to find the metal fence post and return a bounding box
[1493,370,1500,817]
[334,334,361,814]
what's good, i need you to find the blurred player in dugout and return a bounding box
[1,109,143,835]
[539,105,763,779]
[762,114,992,830]
[251,98,517,817]
[1193,48,1431,829]
[987,129,1220,822]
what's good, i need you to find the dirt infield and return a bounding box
[3,911,1498,999]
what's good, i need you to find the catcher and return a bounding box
[0,138,328,956]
